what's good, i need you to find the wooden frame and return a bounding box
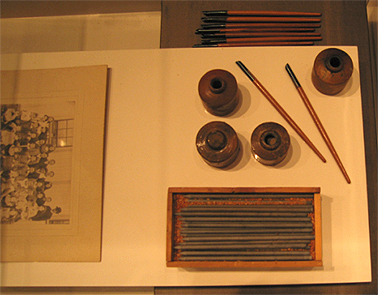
[167,187,322,268]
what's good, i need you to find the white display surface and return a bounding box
[1,46,371,286]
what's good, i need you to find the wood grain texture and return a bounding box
[159,1,377,294]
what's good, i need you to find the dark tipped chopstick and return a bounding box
[201,36,322,44]
[201,32,321,38]
[203,10,321,17]
[235,61,326,163]
[193,41,315,47]
[285,63,351,183]
[201,23,321,29]
[202,16,321,23]
[196,27,317,34]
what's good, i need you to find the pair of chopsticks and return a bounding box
[236,61,351,184]
[194,10,322,47]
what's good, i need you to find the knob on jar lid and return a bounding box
[198,69,240,116]
[196,121,240,168]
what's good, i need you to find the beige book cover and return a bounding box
[1,65,108,262]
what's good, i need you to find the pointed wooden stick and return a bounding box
[236,61,326,163]
[285,63,351,183]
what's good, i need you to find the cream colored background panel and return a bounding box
[0,46,370,287]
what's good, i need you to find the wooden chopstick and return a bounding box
[201,16,322,23]
[235,61,327,163]
[203,10,322,17]
[285,64,351,183]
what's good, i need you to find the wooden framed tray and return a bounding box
[167,187,322,268]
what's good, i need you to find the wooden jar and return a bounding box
[311,48,353,95]
[196,121,240,168]
[251,122,290,166]
[198,69,240,116]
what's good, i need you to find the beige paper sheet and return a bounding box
[1,65,108,262]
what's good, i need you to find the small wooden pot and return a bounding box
[251,122,290,166]
[311,48,353,95]
[196,121,240,168]
[198,69,240,116]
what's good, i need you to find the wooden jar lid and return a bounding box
[251,122,290,166]
[311,48,353,95]
[196,121,240,168]
[198,69,240,116]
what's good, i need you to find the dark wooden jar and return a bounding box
[198,69,240,116]
[311,48,353,95]
[196,121,240,168]
[251,122,290,166]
